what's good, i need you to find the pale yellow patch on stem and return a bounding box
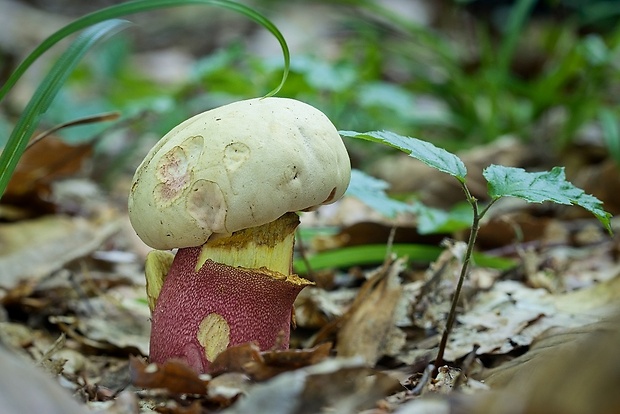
[197,313,231,362]
[144,250,175,312]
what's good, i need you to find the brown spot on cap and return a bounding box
[154,146,191,207]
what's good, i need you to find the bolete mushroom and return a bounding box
[128,97,351,373]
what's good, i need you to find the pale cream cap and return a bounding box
[128,97,351,250]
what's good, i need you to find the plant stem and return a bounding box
[433,183,481,369]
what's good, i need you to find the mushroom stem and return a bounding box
[147,213,312,373]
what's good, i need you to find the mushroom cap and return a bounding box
[128,97,351,250]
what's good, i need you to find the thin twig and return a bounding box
[411,363,435,396]
[384,225,398,263]
[36,334,66,365]
[434,184,481,370]
[453,344,479,390]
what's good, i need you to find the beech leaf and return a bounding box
[483,165,612,233]
[340,130,467,181]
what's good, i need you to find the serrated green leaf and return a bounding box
[345,169,416,217]
[484,165,613,233]
[340,130,467,180]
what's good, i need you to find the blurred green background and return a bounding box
[1,0,619,183]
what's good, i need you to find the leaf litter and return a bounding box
[1,138,620,414]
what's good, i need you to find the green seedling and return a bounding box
[341,129,613,369]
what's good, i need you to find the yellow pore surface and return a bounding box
[196,212,300,278]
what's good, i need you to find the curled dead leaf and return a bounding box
[246,343,332,381]
[209,342,262,376]
[129,356,208,395]
[335,258,405,365]
[4,136,92,214]
[209,342,332,381]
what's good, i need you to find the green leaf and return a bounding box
[345,170,473,234]
[581,34,610,66]
[496,0,537,76]
[357,82,454,127]
[484,165,613,233]
[289,55,357,92]
[0,19,131,198]
[345,169,416,217]
[416,202,473,235]
[340,130,467,181]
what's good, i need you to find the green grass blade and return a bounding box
[0,0,289,101]
[294,244,516,274]
[600,108,620,166]
[294,244,442,274]
[497,0,537,76]
[0,0,289,199]
[0,20,132,198]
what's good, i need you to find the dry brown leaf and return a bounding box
[554,267,620,312]
[444,281,552,361]
[226,358,403,414]
[155,400,203,414]
[4,136,92,213]
[210,342,332,381]
[246,343,332,381]
[69,291,150,355]
[336,258,405,365]
[294,287,358,329]
[209,342,262,376]
[474,311,620,414]
[206,372,249,407]
[395,312,620,414]
[89,390,139,414]
[0,214,120,289]
[129,356,208,395]
[444,273,620,362]
[413,241,469,332]
[261,342,332,367]
[300,197,403,229]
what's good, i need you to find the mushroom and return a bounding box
[128,97,351,373]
